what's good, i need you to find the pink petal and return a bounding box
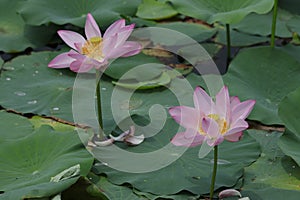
[85,13,101,40]
[206,136,224,146]
[120,41,142,57]
[102,34,118,56]
[193,86,214,115]
[69,57,100,73]
[224,131,243,142]
[103,19,125,38]
[202,117,219,138]
[230,96,240,109]
[215,86,230,120]
[171,129,204,147]
[226,119,248,135]
[202,117,223,146]
[58,30,86,50]
[231,100,256,123]
[114,24,135,47]
[169,106,200,129]
[48,52,74,68]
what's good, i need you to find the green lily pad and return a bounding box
[88,174,145,200]
[93,126,260,195]
[29,116,76,132]
[0,51,75,122]
[280,43,300,63]
[105,53,163,81]
[232,9,292,38]
[0,0,56,52]
[112,71,171,90]
[215,28,269,46]
[278,130,300,167]
[242,130,300,199]
[18,0,140,27]
[156,22,217,43]
[0,111,93,199]
[0,111,34,142]
[278,87,300,134]
[136,0,178,20]
[169,0,274,24]
[278,87,300,166]
[287,15,300,36]
[224,46,300,125]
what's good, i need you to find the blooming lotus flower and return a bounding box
[169,86,255,147]
[48,13,141,72]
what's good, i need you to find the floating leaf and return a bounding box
[105,53,163,81]
[215,28,269,46]
[278,86,300,166]
[0,0,56,52]
[287,15,300,36]
[112,72,171,90]
[169,0,274,24]
[232,9,292,38]
[156,22,217,43]
[242,130,300,199]
[136,0,178,20]
[93,127,260,195]
[0,111,93,199]
[18,0,140,27]
[278,86,300,134]
[0,51,75,122]
[224,46,300,125]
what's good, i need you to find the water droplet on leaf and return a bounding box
[27,100,37,104]
[14,91,26,96]
[6,77,11,81]
[52,107,60,111]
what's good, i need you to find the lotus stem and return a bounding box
[271,0,279,47]
[226,24,231,67]
[96,69,104,140]
[209,145,218,200]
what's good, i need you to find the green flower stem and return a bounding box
[209,145,218,200]
[226,24,231,67]
[96,69,104,140]
[271,0,279,48]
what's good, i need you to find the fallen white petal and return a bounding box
[94,138,114,146]
[219,189,242,199]
[125,134,145,145]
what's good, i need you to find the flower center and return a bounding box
[199,114,228,135]
[82,37,104,61]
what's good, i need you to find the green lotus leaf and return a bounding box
[0,111,93,199]
[224,46,300,125]
[0,51,76,122]
[278,87,300,166]
[0,111,34,142]
[105,53,163,81]
[92,122,260,195]
[136,0,178,20]
[278,86,300,134]
[0,0,56,52]
[242,130,300,199]
[112,71,171,90]
[18,0,140,27]
[156,22,217,43]
[280,44,300,63]
[287,15,300,36]
[232,9,292,38]
[169,0,274,24]
[215,28,269,46]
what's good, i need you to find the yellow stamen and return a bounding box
[199,114,228,135]
[82,37,104,61]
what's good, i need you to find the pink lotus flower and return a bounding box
[169,86,255,147]
[48,13,141,72]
